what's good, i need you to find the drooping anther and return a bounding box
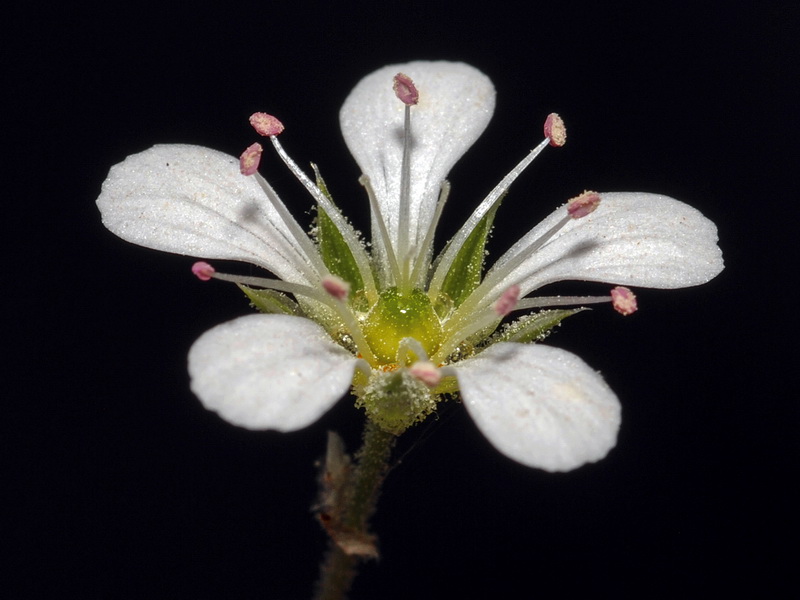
[544,113,566,147]
[322,274,350,301]
[239,143,263,175]
[494,284,521,316]
[393,73,419,106]
[249,112,285,137]
[567,191,601,219]
[192,261,216,281]
[409,361,442,388]
[611,286,638,315]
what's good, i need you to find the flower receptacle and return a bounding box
[361,288,442,365]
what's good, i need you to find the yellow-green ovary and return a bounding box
[362,288,442,364]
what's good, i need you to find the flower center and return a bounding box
[362,288,442,365]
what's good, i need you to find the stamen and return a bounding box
[428,115,559,299]
[249,112,285,137]
[393,73,419,106]
[359,175,403,286]
[239,143,263,175]
[459,190,603,315]
[567,190,601,219]
[266,133,377,299]
[434,285,522,357]
[611,286,638,315]
[191,261,215,281]
[395,74,416,290]
[544,113,567,147]
[397,337,430,364]
[443,191,608,348]
[408,361,441,388]
[232,114,330,283]
[409,180,450,288]
[516,295,617,310]
[437,287,631,363]
[195,266,329,300]
[494,284,521,316]
[322,275,350,301]
[249,172,329,283]
[354,359,374,379]
[197,263,378,364]
[441,288,612,361]
[517,191,601,255]
[433,308,501,363]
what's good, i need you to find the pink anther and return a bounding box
[322,275,350,301]
[191,261,216,281]
[409,361,442,388]
[249,112,285,137]
[544,113,567,147]
[611,286,638,316]
[239,143,263,175]
[393,73,419,106]
[494,284,521,317]
[567,191,601,219]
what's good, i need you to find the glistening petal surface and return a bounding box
[455,343,621,472]
[340,61,495,263]
[188,315,358,431]
[486,192,724,300]
[97,144,312,284]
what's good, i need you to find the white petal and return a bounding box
[97,144,312,284]
[455,343,621,471]
[489,192,724,298]
[188,314,358,431]
[340,61,495,261]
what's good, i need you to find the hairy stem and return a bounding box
[314,420,396,600]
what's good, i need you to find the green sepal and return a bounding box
[439,199,501,308]
[489,308,586,345]
[239,284,304,316]
[312,165,365,297]
[431,376,460,396]
[356,370,438,435]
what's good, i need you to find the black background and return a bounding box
[7,2,796,598]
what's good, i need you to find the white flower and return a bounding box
[97,61,723,472]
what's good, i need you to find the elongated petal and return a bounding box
[340,61,495,265]
[487,192,724,300]
[97,144,313,284]
[188,314,358,431]
[455,343,621,471]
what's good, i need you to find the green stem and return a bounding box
[314,549,356,600]
[314,420,396,600]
